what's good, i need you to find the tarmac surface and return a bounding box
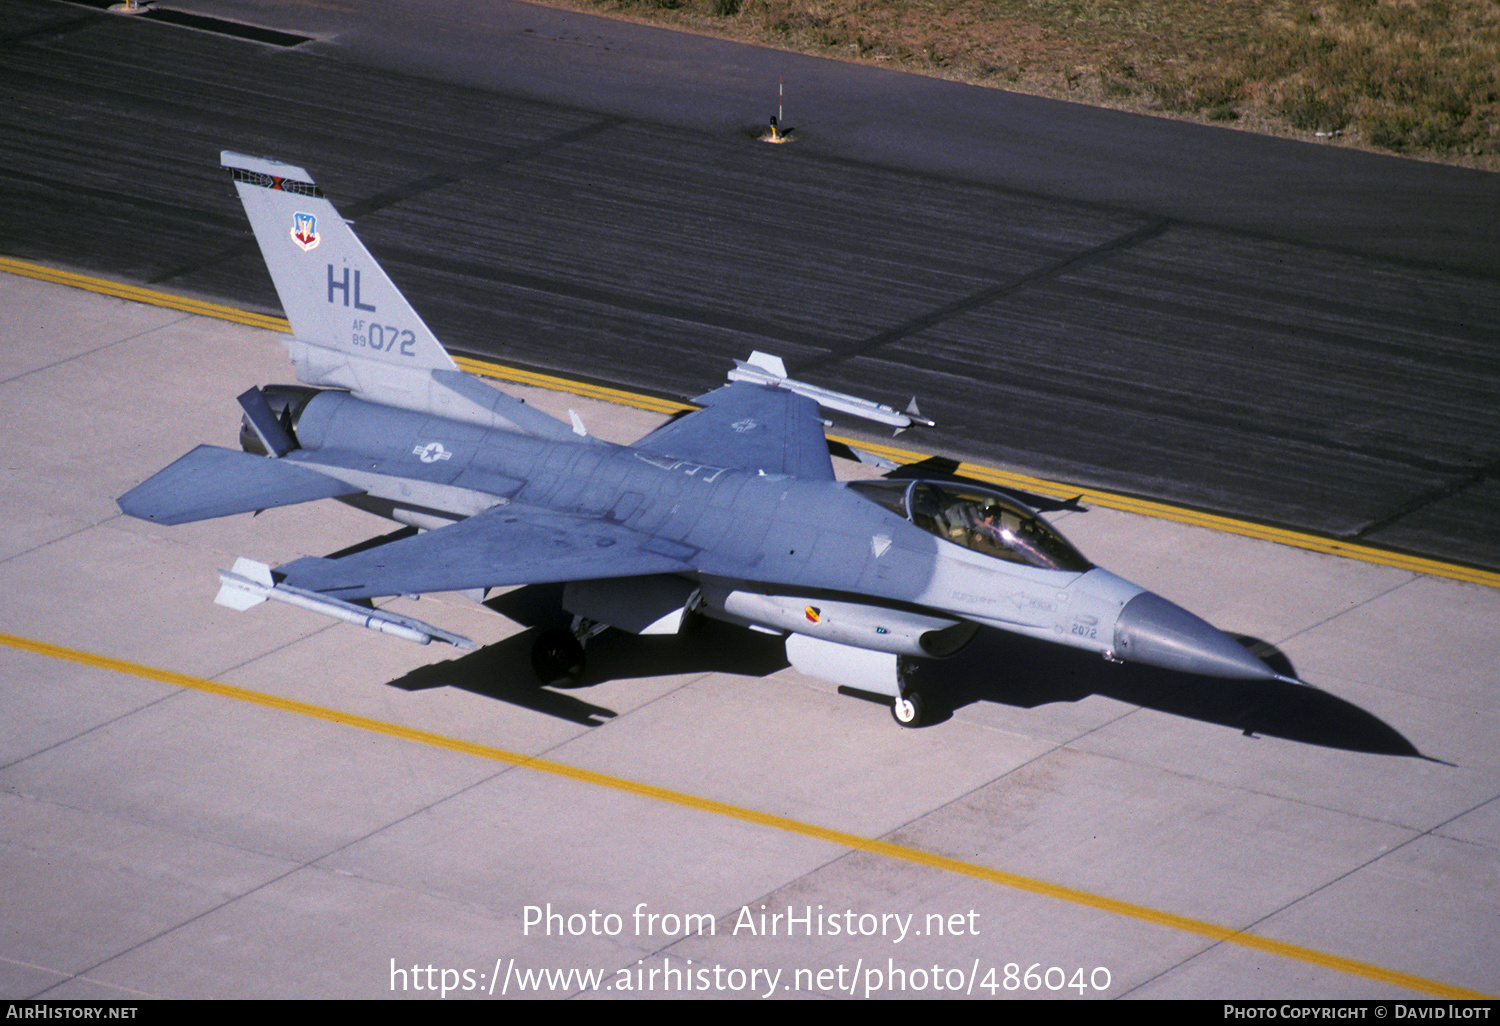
[2,0,1499,571]
[0,271,1496,1000]
[1,0,1498,1003]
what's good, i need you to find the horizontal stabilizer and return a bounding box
[118,445,360,525]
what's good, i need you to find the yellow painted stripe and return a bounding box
[0,256,291,333]
[0,628,1489,1000]
[6,255,1495,589]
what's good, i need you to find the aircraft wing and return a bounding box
[633,383,834,480]
[118,445,361,525]
[273,502,698,601]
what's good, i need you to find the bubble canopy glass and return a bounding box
[848,479,1093,573]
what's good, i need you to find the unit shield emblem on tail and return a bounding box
[291,211,319,252]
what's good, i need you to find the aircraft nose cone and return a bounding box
[1113,592,1274,680]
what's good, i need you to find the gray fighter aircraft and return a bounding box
[118,151,1300,726]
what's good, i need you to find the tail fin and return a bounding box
[221,151,581,442]
[221,150,456,378]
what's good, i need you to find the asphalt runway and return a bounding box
[2,0,1498,573]
[0,270,1496,1000]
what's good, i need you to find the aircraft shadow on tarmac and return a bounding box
[385,587,1423,757]
[885,628,1427,758]
[384,584,790,727]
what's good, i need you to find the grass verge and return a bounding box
[537,0,1500,169]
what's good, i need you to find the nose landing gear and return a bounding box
[891,670,925,727]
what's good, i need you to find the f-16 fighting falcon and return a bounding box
[118,151,1305,726]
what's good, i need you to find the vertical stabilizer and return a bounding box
[220,151,578,441]
[221,151,456,377]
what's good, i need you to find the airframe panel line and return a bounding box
[0,629,1487,1000]
[4,256,1496,590]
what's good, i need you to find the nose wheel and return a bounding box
[891,688,925,728]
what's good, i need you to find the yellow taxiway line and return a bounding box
[5,254,1496,590]
[0,256,290,333]
[0,629,1489,1000]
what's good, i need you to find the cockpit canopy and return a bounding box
[849,479,1093,572]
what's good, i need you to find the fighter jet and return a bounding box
[118,151,1300,727]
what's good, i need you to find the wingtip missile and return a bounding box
[726,351,935,430]
[904,398,935,428]
[215,558,476,649]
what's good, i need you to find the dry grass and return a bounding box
[540,0,1500,169]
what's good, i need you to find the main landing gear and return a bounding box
[530,616,604,686]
